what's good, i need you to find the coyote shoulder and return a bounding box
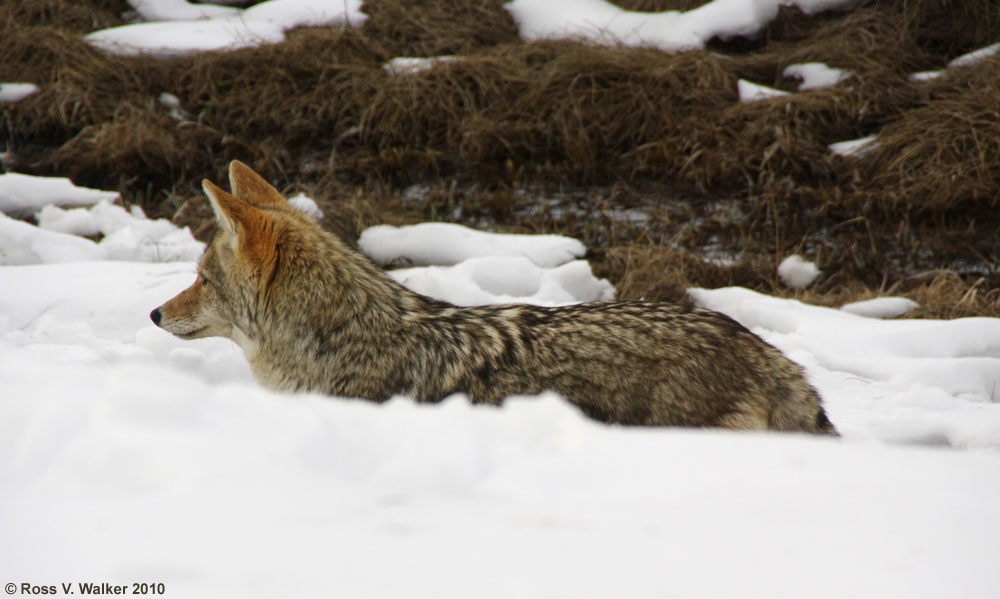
[151,161,837,434]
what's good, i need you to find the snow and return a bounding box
[505,0,857,51]
[783,62,851,90]
[828,134,879,157]
[388,256,615,307]
[909,42,1000,82]
[841,297,919,319]
[1,198,203,265]
[737,78,790,102]
[0,82,40,103]
[909,70,943,82]
[384,56,458,75]
[286,192,324,219]
[360,222,588,268]
[690,286,1000,447]
[947,41,1000,68]
[125,0,240,22]
[0,172,118,218]
[157,92,188,120]
[777,254,819,288]
[85,0,367,57]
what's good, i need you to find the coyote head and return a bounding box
[150,160,329,356]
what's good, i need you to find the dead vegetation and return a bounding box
[1,0,998,318]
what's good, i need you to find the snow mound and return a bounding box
[783,62,851,90]
[505,0,856,51]
[0,173,118,218]
[359,222,587,268]
[0,82,40,103]
[388,256,615,307]
[287,193,324,220]
[777,254,819,288]
[841,297,919,319]
[737,79,790,102]
[86,0,367,57]
[1,199,203,265]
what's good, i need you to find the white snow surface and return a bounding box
[841,297,919,319]
[947,41,1000,68]
[0,173,118,218]
[828,134,879,157]
[909,42,1000,82]
[737,78,790,102]
[360,222,588,268]
[4,124,1000,599]
[286,192,324,220]
[86,0,367,57]
[0,82,40,103]
[505,0,857,51]
[384,56,459,75]
[782,62,851,89]
[777,254,819,288]
[1,199,203,266]
[126,0,240,22]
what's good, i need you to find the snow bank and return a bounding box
[506,0,857,51]
[0,199,203,265]
[86,0,367,57]
[2,369,998,599]
[361,223,613,305]
[690,286,1000,448]
[0,172,118,218]
[360,222,587,268]
[389,257,614,307]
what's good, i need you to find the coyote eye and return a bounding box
[199,274,214,287]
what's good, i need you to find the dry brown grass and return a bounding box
[1,0,998,318]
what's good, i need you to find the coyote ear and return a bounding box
[228,160,286,208]
[202,178,278,271]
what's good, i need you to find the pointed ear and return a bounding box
[229,160,286,208]
[202,179,278,274]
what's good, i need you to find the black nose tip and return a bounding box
[150,308,161,326]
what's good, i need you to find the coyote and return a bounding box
[151,161,837,434]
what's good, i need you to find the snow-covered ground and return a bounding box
[2,173,999,599]
[3,1,1000,597]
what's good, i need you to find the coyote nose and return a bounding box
[150,308,162,326]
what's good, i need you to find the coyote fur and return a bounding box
[151,161,837,434]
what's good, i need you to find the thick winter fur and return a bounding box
[151,161,837,434]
